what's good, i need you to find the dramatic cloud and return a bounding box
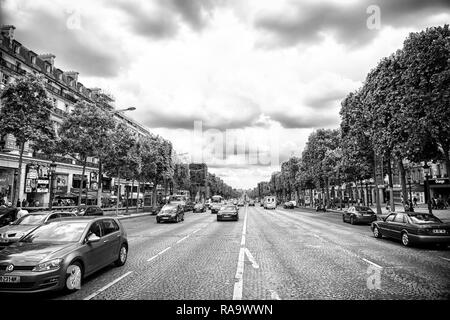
[3,0,448,188]
[2,0,128,77]
[254,0,450,48]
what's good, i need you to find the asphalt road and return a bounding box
[50,205,449,300]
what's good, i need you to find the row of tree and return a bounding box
[251,25,450,212]
[0,74,237,209]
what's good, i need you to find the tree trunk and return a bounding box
[387,155,395,212]
[115,169,121,216]
[78,157,87,206]
[96,160,102,207]
[13,141,25,208]
[397,158,408,211]
[136,180,140,213]
[325,177,330,208]
[152,180,158,210]
[374,151,382,215]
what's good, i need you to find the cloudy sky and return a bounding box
[1,0,449,189]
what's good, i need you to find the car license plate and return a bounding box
[433,229,446,234]
[0,276,20,283]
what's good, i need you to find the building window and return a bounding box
[65,103,69,113]
[1,74,9,85]
[46,65,51,73]
[31,56,36,64]
[14,46,20,54]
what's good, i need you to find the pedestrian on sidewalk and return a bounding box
[413,196,418,207]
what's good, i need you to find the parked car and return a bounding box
[217,205,239,221]
[371,212,450,247]
[283,201,295,209]
[0,216,128,293]
[71,205,103,216]
[156,204,184,223]
[0,211,77,249]
[343,206,377,225]
[315,204,326,212]
[0,208,18,228]
[248,200,255,206]
[193,203,206,213]
[237,201,245,207]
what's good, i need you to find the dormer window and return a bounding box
[46,64,51,73]
[31,56,36,64]
[14,45,20,54]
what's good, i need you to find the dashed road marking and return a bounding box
[176,235,189,244]
[362,258,383,269]
[83,271,133,300]
[233,206,249,300]
[147,247,172,262]
[244,248,259,269]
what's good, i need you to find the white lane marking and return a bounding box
[147,247,172,262]
[233,206,248,300]
[269,290,281,300]
[244,248,259,269]
[192,229,201,234]
[440,256,450,262]
[176,235,189,244]
[233,247,245,300]
[83,271,133,300]
[362,258,383,269]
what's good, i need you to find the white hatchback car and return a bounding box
[264,196,277,210]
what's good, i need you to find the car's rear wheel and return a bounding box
[217,217,221,221]
[373,226,382,238]
[350,216,355,225]
[65,261,83,292]
[342,215,346,222]
[115,244,128,266]
[401,232,410,247]
[156,219,160,223]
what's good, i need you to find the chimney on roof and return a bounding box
[1,25,15,39]
[64,71,79,83]
[90,87,102,95]
[38,53,56,67]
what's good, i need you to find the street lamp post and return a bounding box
[48,161,57,210]
[369,178,374,206]
[422,163,432,214]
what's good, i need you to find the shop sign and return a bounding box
[435,179,448,184]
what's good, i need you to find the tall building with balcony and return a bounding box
[0,25,154,208]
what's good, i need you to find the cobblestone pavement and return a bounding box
[46,206,449,300]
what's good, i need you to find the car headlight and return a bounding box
[32,258,63,272]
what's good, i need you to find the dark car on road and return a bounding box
[184,201,195,212]
[217,205,239,221]
[156,204,184,223]
[343,206,377,225]
[193,203,206,213]
[0,216,128,293]
[0,208,18,228]
[371,212,450,247]
[72,205,103,216]
[0,211,77,249]
[283,201,295,209]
